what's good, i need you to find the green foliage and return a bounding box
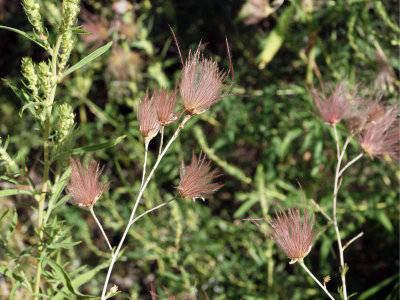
[0,0,398,299]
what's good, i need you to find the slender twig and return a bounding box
[311,199,333,223]
[343,232,364,251]
[33,34,63,300]
[158,126,164,159]
[100,114,191,299]
[89,206,112,252]
[141,139,149,189]
[333,124,340,160]
[298,259,336,300]
[338,153,363,178]
[129,196,177,226]
[332,127,354,300]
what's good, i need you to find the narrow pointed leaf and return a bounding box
[62,42,112,79]
[0,25,46,49]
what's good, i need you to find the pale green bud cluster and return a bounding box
[22,0,45,34]
[61,0,80,32]
[56,104,75,143]
[59,30,76,72]
[21,57,39,98]
[0,137,19,174]
[38,61,54,99]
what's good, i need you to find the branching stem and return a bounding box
[100,114,191,299]
[332,125,359,300]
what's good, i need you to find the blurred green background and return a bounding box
[0,0,399,299]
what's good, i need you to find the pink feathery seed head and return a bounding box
[176,151,223,202]
[358,112,399,160]
[137,90,161,141]
[169,26,234,116]
[153,88,179,126]
[249,186,321,264]
[311,80,355,125]
[66,157,110,207]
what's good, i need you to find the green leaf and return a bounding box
[0,176,22,185]
[10,281,21,300]
[19,101,46,117]
[376,211,393,232]
[3,79,42,128]
[0,264,24,282]
[43,258,96,298]
[48,240,81,249]
[358,274,398,300]
[0,209,9,223]
[258,4,295,69]
[53,259,112,300]
[71,26,91,35]
[62,42,113,79]
[6,209,18,241]
[51,135,126,162]
[44,168,71,223]
[0,189,31,197]
[234,197,259,218]
[0,25,46,49]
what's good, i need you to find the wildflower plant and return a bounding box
[0,1,233,295]
[309,81,399,299]
[250,185,334,300]
[0,0,115,298]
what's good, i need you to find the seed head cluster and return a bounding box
[311,82,399,160]
[67,157,109,207]
[136,32,233,145]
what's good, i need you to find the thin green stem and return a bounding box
[89,206,112,252]
[33,34,63,299]
[100,114,191,299]
[298,260,335,300]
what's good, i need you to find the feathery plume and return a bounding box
[67,157,109,207]
[176,152,222,201]
[311,81,357,125]
[358,107,399,160]
[137,90,161,141]
[250,187,321,264]
[154,88,179,126]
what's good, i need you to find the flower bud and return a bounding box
[22,0,45,35]
[56,103,75,143]
[59,30,76,72]
[38,61,53,99]
[61,0,80,32]
[21,57,39,98]
[0,137,19,174]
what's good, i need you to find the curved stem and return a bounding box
[89,206,112,252]
[338,153,363,178]
[100,115,191,299]
[128,196,177,226]
[298,260,335,300]
[343,232,363,251]
[33,34,63,299]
